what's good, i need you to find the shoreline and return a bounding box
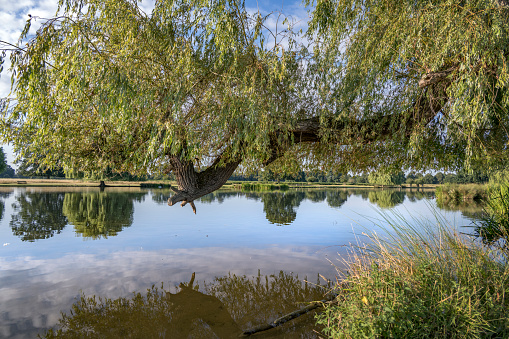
[0,178,439,190]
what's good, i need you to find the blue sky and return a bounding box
[0,0,311,168]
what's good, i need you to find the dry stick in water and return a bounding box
[240,294,337,337]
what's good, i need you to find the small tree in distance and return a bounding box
[368,171,405,186]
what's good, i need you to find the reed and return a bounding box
[474,184,509,249]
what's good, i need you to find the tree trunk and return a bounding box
[167,153,241,213]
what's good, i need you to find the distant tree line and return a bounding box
[0,151,498,185]
[230,169,491,186]
[0,155,175,181]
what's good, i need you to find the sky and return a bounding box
[0,0,311,169]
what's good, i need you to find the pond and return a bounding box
[0,187,482,338]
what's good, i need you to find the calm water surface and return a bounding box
[0,187,481,338]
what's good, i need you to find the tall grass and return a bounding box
[317,212,509,338]
[474,184,509,249]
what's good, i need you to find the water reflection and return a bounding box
[0,187,484,338]
[42,271,330,338]
[262,192,305,225]
[7,188,469,242]
[437,199,485,221]
[405,190,434,202]
[10,192,67,241]
[194,188,430,225]
[200,191,241,204]
[368,191,405,208]
[155,188,419,218]
[151,190,170,204]
[0,189,13,223]
[304,190,327,203]
[63,192,147,239]
[8,189,149,241]
[326,190,348,208]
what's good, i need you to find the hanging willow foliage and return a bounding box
[1,0,508,211]
[307,0,509,171]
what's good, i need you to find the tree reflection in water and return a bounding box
[326,190,349,208]
[151,190,172,204]
[63,192,147,239]
[406,189,434,202]
[152,190,245,205]
[153,188,440,225]
[262,192,305,225]
[368,190,405,208]
[199,191,243,204]
[0,189,12,221]
[42,271,330,339]
[436,199,485,221]
[305,190,327,203]
[10,192,67,241]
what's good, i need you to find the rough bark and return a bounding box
[167,153,242,213]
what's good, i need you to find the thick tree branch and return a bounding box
[418,66,458,89]
[169,82,448,213]
[264,83,448,166]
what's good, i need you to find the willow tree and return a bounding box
[1,0,509,213]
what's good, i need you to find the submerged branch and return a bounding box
[240,293,337,337]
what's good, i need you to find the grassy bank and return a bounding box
[0,178,440,190]
[436,183,488,203]
[317,213,509,338]
[0,178,177,187]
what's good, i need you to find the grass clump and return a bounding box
[474,184,509,249]
[317,213,509,338]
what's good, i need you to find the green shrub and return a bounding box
[240,182,289,191]
[240,182,257,190]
